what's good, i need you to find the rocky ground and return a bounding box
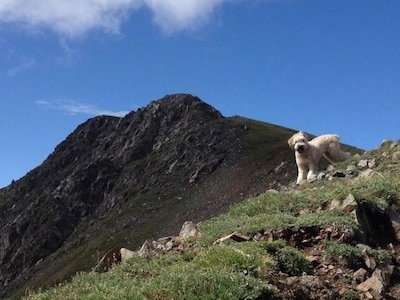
[95,140,400,300]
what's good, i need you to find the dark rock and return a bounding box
[356,200,398,246]
[331,170,346,178]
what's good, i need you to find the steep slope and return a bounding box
[27,140,400,300]
[0,94,358,298]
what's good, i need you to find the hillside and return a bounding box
[26,139,400,300]
[0,93,356,299]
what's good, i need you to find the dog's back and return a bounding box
[313,134,351,163]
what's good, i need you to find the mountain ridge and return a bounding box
[0,93,359,298]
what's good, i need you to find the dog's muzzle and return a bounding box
[295,144,305,154]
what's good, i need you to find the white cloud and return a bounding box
[0,0,141,38]
[0,0,233,37]
[36,100,130,117]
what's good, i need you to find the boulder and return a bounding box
[356,265,393,299]
[357,276,384,299]
[356,200,398,246]
[357,159,369,169]
[179,221,198,240]
[120,248,136,263]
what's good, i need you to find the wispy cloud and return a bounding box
[6,58,36,76]
[0,0,233,37]
[36,100,130,117]
[145,0,228,34]
[0,0,140,38]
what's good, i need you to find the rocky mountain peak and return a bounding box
[0,94,250,298]
[145,93,223,120]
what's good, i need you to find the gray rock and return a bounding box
[329,194,356,213]
[345,164,358,176]
[373,265,394,288]
[317,172,326,180]
[342,193,357,212]
[357,159,369,169]
[357,276,384,299]
[353,268,368,284]
[359,168,375,178]
[390,141,399,149]
[368,158,378,168]
[120,247,136,263]
[362,249,377,271]
[392,151,400,161]
[356,265,394,299]
[286,275,337,299]
[179,221,198,240]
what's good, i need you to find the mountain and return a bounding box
[0,94,359,298]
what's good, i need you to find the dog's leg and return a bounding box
[323,153,337,165]
[307,163,318,182]
[297,165,308,184]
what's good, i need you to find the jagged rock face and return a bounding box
[356,200,400,247]
[1,94,296,298]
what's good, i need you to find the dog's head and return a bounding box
[287,131,309,154]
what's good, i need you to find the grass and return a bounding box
[27,249,278,300]
[351,177,400,207]
[25,139,400,300]
[274,246,312,276]
[198,187,360,247]
[232,117,294,164]
[325,241,391,268]
[343,290,360,300]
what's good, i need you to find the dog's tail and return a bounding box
[324,135,351,163]
[326,147,351,164]
[324,150,351,164]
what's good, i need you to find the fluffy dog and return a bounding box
[288,131,351,184]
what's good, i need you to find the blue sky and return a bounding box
[0,0,399,188]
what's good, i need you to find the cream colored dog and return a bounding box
[288,132,351,184]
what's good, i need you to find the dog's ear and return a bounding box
[287,135,295,148]
[299,131,309,141]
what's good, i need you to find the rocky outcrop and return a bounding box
[93,221,201,272]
